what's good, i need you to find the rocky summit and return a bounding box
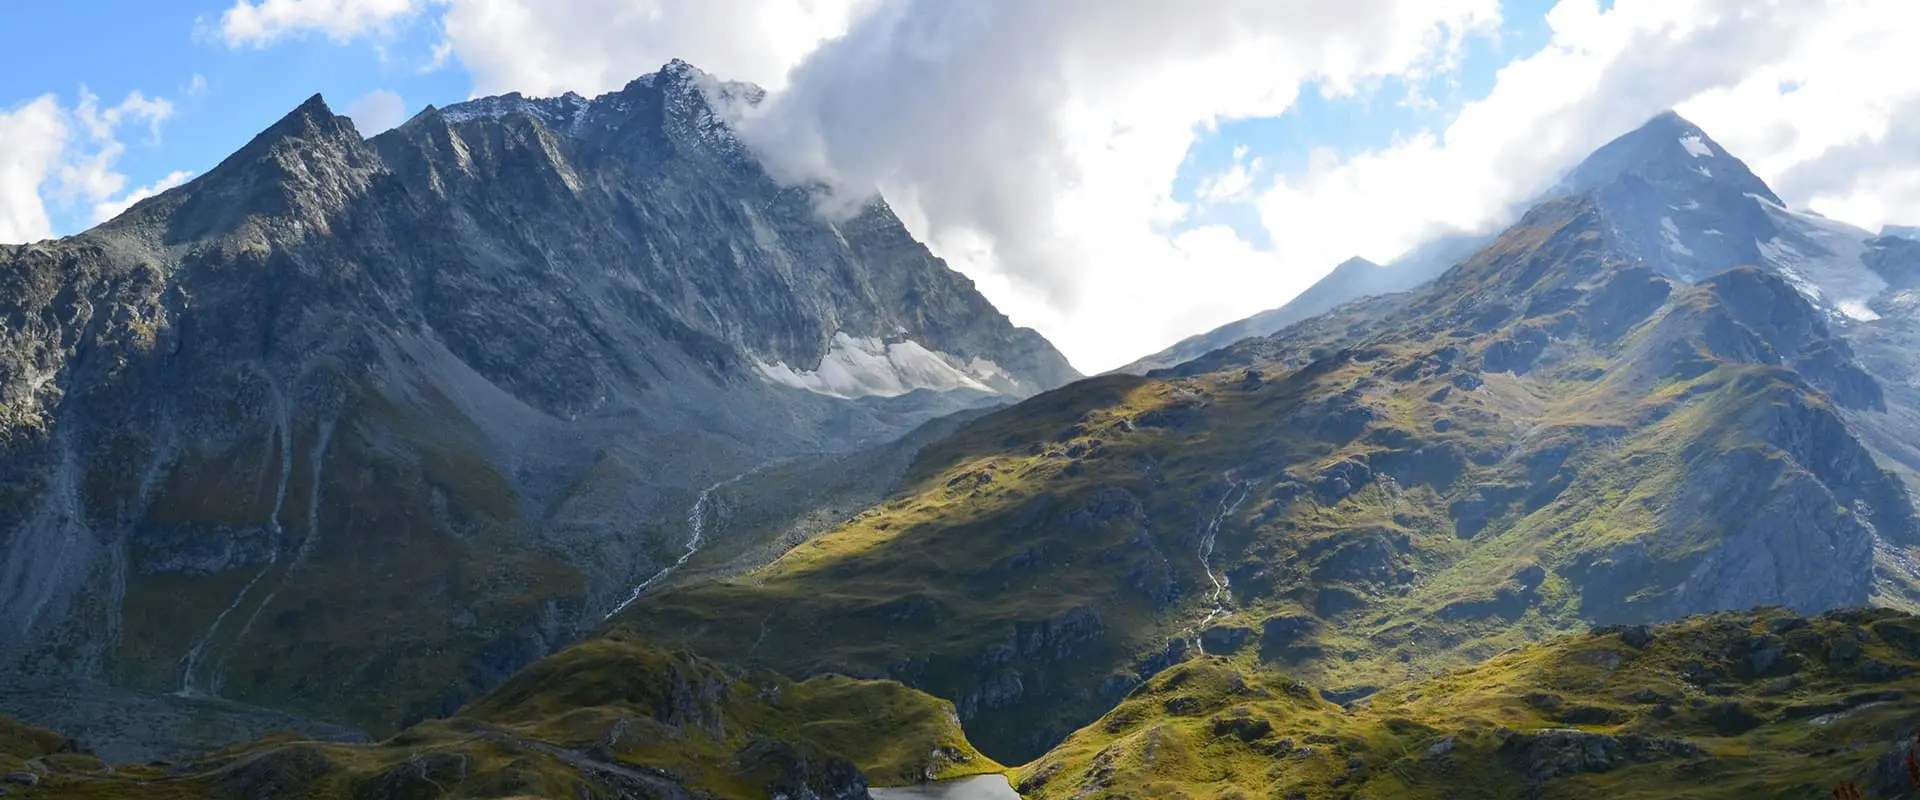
[7,59,1920,800]
[0,59,1074,757]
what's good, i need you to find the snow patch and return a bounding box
[1753,201,1886,319]
[1679,135,1713,159]
[1660,217,1694,257]
[441,92,593,136]
[754,333,1004,399]
[1838,301,1882,321]
[966,357,1009,382]
[1693,165,1713,178]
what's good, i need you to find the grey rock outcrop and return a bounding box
[1499,728,1702,784]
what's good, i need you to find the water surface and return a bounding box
[870,774,1021,800]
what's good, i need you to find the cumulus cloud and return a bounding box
[0,90,179,244]
[217,0,427,47]
[1195,146,1263,206]
[0,98,69,244]
[345,88,409,134]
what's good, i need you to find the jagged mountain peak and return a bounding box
[1562,110,1779,205]
[129,90,379,242]
[651,56,707,82]
[419,60,765,157]
[242,92,359,152]
[631,57,764,101]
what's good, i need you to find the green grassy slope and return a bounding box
[1018,608,1920,800]
[616,196,1920,763]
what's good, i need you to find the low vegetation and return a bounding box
[2,634,999,799]
[1020,608,1920,799]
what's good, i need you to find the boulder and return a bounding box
[1500,729,1702,783]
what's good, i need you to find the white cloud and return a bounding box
[1677,1,1920,231]
[0,97,69,244]
[440,0,875,96]
[424,38,455,73]
[733,0,1500,370]
[53,90,176,206]
[1195,150,1264,206]
[218,0,427,47]
[0,90,180,244]
[91,170,194,224]
[345,88,408,134]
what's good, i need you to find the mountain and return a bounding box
[0,59,1075,756]
[1885,224,1920,241]
[1115,232,1490,375]
[620,186,1919,763]
[12,63,1920,799]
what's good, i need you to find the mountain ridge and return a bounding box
[0,59,1077,759]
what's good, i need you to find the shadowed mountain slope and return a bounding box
[0,60,1075,756]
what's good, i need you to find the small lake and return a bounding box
[870,773,1021,799]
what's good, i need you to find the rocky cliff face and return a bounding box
[0,59,1075,748]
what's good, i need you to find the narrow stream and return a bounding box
[604,468,754,620]
[178,418,294,697]
[1191,471,1250,653]
[234,419,336,644]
